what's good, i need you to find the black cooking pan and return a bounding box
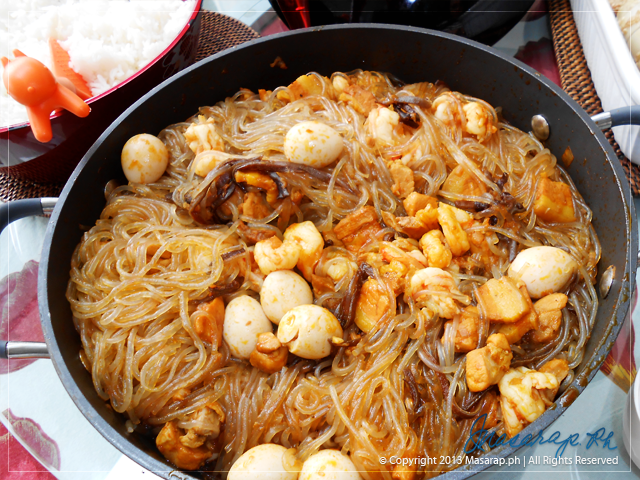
[0,25,637,479]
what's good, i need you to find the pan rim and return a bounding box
[37,23,637,479]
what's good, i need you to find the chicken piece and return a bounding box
[242,191,273,220]
[254,331,281,353]
[380,239,427,271]
[249,332,288,374]
[539,358,570,381]
[441,165,487,197]
[321,252,356,283]
[339,83,377,116]
[498,285,538,343]
[258,89,272,101]
[476,277,531,323]
[283,221,324,281]
[368,105,402,147]
[334,206,383,253]
[359,252,385,270]
[278,74,335,101]
[235,171,280,205]
[237,88,255,100]
[419,230,452,269]
[531,293,568,343]
[332,75,349,94]
[462,101,497,140]
[194,297,225,347]
[311,273,335,297]
[539,358,570,402]
[498,312,537,344]
[253,236,301,275]
[385,237,416,253]
[396,216,430,239]
[249,347,288,374]
[403,192,437,217]
[437,203,470,257]
[467,228,502,270]
[184,116,225,155]
[324,262,348,285]
[381,211,399,231]
[355,279,393,333]
[379,260,409,295]
[465,333,512,392]
[188,404,223,438]
[178,403,224,449]
[498,366,559,437]
[290,187,305,206]
[409,267,468,319]
[443,306,480,352]
[192,150,239,178]
[180,430,206,449]
[389,162,415,199]
[156,421,211,470]
[322,229,344,248]
[533,178,577,223]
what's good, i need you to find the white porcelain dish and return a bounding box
[571,0,640,164]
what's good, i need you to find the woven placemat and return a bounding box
[549,0,640,196]
[196,11,259,61]
[0,11,259,203]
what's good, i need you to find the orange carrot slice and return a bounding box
[49,38,92,100]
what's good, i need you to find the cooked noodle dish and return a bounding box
[66,70,600,478]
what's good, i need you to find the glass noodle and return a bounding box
[67,70,599,478]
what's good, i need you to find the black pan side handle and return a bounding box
[0,199,56,361]
[0,341,49,359]
[0,198,58,235]
[592,106,640,130]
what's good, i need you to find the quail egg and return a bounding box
[277,305,343,360]
[507,246,578,299]
[261,270,314,324]
[121,133,169,184]
[284,121,344,168]
[228,444,297,480]
[299,449,362,480]
[223,295,273,359]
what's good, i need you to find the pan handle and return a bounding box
[592,106,640,130]
[0,198,57,234]
[0,341,49,359]
[0,200,57,361]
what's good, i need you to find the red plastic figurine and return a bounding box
[1,49,90,142]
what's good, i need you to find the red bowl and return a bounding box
[0,0,203,183]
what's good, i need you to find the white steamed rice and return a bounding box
[0,0,196,128]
